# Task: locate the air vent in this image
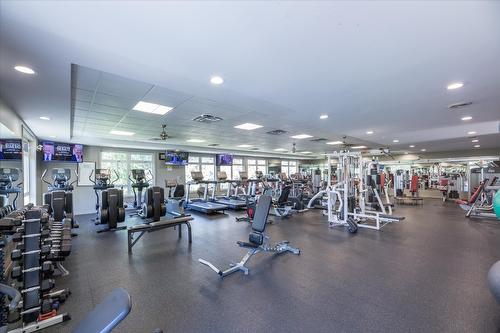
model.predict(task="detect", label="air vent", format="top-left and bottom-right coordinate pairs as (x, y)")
top-left (310, 138), bottom-right (328, 142)
top-left (266, 129), bottom-right (288, 135)
top-left (448, 101), bottom-right (472, 110)
top-left (208, 143), bottom-right (220, 147)
top-left (192, 114), bottom-right (223, 123)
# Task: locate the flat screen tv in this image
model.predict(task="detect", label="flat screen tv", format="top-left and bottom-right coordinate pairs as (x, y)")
top-left (216, 154), bottom-right (233, 166)
top-left (42, 141), bottom-right (83, 162)
top-left (165, 150), bottom-right (188, 166)
top-left (0, 139), bottom-right (22, 160)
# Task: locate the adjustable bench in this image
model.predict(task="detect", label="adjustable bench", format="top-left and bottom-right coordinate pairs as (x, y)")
top-left (199, 195), bottom-right (300, 278)
top-left (127, 216), bottom-right (194, 253)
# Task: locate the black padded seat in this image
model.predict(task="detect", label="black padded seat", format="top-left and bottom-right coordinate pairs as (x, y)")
top-left (237, 195), bottom-right (272, 248)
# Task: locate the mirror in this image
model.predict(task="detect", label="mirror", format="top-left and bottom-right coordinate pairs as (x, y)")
top-left (0, 122), bottom-right (23, 209)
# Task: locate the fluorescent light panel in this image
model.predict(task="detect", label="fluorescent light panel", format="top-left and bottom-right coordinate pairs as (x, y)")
top-left (39, 116), bottom-right (50, 120)
top-left (326, 141), bottom-right (343, 145)
top-left (186, 139), bottom-right (205, 143)
top-left (393, 139), bottom-right (399, 143)
top-left (461, 116), bottom-right (472, 121)
top-left (237, 144), bottom-right (252, 148)
top-left (291, 134), bottom-right (313, 139)
top-left (274, 148), bottom-right (287, 151)
top-left (300, 151), bottom-right (312, 154)
top-left (320, 114), bottom-right (328, 119)
top-left (474, 144), bottom-right (481, 148)
top-left (467, 131), bottom-right (476, 135)
top-left (234, 123), bottom-right (263, 130)
top-left (133, 101), bottom-right (173, 115)
top-left (110, 130), bottom-right (135, 136)
top-left (352, 146), bottom-right (366, 149)
top-left (366, 131), bottom-right (374, 135)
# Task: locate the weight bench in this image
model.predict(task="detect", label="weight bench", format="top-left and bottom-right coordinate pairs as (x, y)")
top-left (127, 216), bottom-right (194, 253)
top-left (199, 195), bottom-right (300, 278)
top-left (73, 288), bottom-right (131, 333)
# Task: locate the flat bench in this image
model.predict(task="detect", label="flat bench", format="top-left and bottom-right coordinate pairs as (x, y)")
top-left (127, 216), bottom-right (194, 253)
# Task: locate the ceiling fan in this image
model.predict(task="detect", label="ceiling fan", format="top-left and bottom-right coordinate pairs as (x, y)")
top-left (148, 124), bottom-right (170, 141)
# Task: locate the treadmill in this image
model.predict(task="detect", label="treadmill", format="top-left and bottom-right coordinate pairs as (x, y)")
top-left (185, 171), bottom-right (227, 214)
top-left (210, 171), bottom-right (246, 210)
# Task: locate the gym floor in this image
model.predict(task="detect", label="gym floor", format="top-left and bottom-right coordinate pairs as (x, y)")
top-left (48, 200), bottom-right (500, 333)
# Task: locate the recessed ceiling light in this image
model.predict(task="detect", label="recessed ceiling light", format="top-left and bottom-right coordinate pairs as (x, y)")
top-left (14, 65), bottom-right (36, 75)
top-left (274, 148), bottom-right (287, 151)
top-left (461, 116), bottom-right (472, 121)
top-left (237, 144), bottom-right (252, 148)
top-left (447, 82), bottom-right (464, 90)
top-left (186, 139), bottom-right (205, 143)
top-left (393, 139), bottom-right (399, 143)
top-left (110, 130), bottom-right (135, 136)
top-left (291, 134), bottom-right (313, 139)
top-left (320, 114), bottom-right (329, 120)
top-left (467, 131), bottom-right (476, 135)
top-left (409, 145), bottom-right (415, 148)
top-left (39, 116), bottom-right (50, 120)
top-left (210, 76), bottom-right (224, 85)
top-left (366, 131), bottom-right (374, 135)
top-left (133, 101), bottom-right (173, 115)
top-left (352, 146), bottom-right (366, 149)
top-left (326, 141), bottom-right (343, 145)
top-left (421, 148), bottom-right (426, 152)
top-left (234, 123), bottom-right (263, 130)
top-left (300, 151), bottom-right (312, 154)
top-left (49, 135), bottom-right (56, 138)
top-left (474, 144), bottom-right (481, 148)
top-left (471, 139), bottom-right (479, 143)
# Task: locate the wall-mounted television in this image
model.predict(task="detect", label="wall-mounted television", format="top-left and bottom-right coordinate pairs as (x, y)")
top-left (216, 154), bottom-right (233, 166)
top-left (42, 141), bottom-right (83, 162)
top-left (165, 150), bottom-right (188, 166)
top-left (0, 139), bottom-right (22, 160)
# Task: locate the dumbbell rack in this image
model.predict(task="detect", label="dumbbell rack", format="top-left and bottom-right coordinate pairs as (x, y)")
top-left (9, 209), bottom-right (71, 333)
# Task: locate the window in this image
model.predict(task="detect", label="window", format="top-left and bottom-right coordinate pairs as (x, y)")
top-left (185, 155), bottom-right (215, 193)
top-left (257, 159), bottom-right (267, 175)
top-left (219, 165), bottom-right (232, 191)
top-left (100, 151), bottom-right (154, 196)
top-left (289, 161), bottom-right (297, 176)
top-left (281, 160), bottom-right (297, 177)
top-left (22, 141), bottom-right (30, 205)
top-left (247, 159), bottom-right (257, 179)
top-left (232, 158), bottom-right (244, 180)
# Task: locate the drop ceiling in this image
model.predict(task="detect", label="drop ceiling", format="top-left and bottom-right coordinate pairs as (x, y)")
top-left (0, 1), bottom-right (499, 157)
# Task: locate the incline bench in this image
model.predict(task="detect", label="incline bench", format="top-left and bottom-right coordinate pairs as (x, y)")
top-left (127, 216), bottom-right (194, 253)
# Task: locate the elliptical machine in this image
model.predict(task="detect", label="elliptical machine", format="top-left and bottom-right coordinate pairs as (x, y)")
top-left (42, 168), bottom-right (79, 230)
top-left (129, 169), bottom-right (152, 209)
top-left (89, 169), bottom-right (126, 233)
top-left (0, 168), bottom-right (22, 209)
